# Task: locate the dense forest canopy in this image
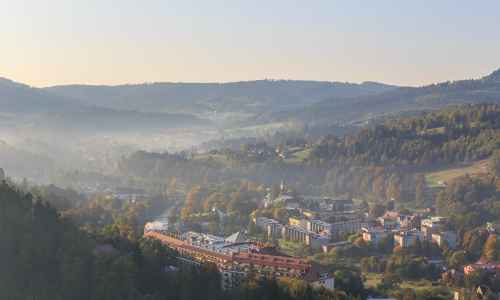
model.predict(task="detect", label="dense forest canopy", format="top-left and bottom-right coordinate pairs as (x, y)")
top-left (310, 104), bottom-right (500, 166)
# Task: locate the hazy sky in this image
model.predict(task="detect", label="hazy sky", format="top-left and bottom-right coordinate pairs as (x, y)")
top-left (1, 0), bottom-right (500, 87)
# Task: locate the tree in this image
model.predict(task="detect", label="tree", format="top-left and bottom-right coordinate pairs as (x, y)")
top-left (448, 250), bottom-right (467, 269)
top-left (415, 173), bottom-right (427, 207)
top-left (386, 174), bottom-right (401, 202)
top-left (482, 234), bottom-right (500, 262)
top-left (370, 203), bottom-right (386, 218)
top-left (402, 288), bottom-right (416, 300)
top-left (491, 150), bottom-right (500, 177)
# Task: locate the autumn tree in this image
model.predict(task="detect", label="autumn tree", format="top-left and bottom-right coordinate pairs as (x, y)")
top-left (482, 234), bottom-right (500, 262)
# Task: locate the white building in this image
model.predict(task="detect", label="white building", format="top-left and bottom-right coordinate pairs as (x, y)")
top-left (421, 217), bottom-right (447, 236)
top-left (144, 221), bottom-right (169, 232)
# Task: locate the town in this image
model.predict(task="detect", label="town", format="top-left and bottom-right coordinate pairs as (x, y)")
top-left (141, 178), bottom-right (491, 299)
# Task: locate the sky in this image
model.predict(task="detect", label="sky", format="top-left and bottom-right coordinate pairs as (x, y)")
top-left (1, 0), bottom-right (500, 87)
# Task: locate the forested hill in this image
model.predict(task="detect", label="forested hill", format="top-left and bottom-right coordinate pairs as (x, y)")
top-left (45, 80), bottom-right (396, 116)
top-left (309, 104), bottom-right (500, 167)
top-left (272, 68), bottom-right (500, 125)
top-left (0, 77), bottom-right (210, 129)
top-left (0, 77), bottom-right (83, 113)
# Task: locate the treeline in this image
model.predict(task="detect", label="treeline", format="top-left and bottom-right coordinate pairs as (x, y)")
top-left (436, 174), bottom-right (500, 231)
top-left (118, 150), bottom-right (326, 195)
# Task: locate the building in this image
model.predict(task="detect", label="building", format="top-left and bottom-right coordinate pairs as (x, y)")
top-left (254, 217), bottom-right (279, 230)
top-left (282, 225), bottom-right (310, 244)
top-left (220, 269), bottom-right (246, 290)
top-left (307, 219), bottom-right (333, 235)
top-left (301, 209), bottom-right (318, 219)
top-left (330, 220), bottom-right (369, 236)
top-left (144, 230), bottom-right (323, 290)
top-left (398, 214), bottom-right (421, 230)
top-left (362, 227), bottom-right (391, 246)
top-left (321, 241), bottom-right (350, 253)
top-left (267, 222), bottom-right (283, 239)
top-left (331, 198), bottom-right (354, 212)
top-left (302, 196), bottom-right (353, 212)
top-left (464, 260), bottom-right (500, 275)
top-left (377, 211), bottom-right (400, 230)
top-left (394, 230), bottom-right (425, 248)
top-left (281, 225), bottom-right (330, 250)
top-left (144, 221), bottom-right (169, 232)
top-left (225, 231), bottom-right (247, 244)
top-left (285, 199), bottom-right (301, 210)
top-left (431, 231), bottom-right (458, 249)
top-left (421, 217), bottom-right (447, 236)
top-left (304, 264), bottom-right (335, 291)
top-left (289, 217), bottom-right (307, 228)
top-left (113, 187), bottom-right (149, 202)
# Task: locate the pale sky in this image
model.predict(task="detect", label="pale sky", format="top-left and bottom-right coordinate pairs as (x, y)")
top-left (1, 0), bottom-right (500, 87)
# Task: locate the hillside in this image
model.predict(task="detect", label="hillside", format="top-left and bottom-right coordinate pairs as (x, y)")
top-left (308, 104), bottom-right (500, 167)
top-left (45, 80), bottom-right (396, 118)
top-left (0, 77), bottom-right (83, 113)
top-left (271, 68), bottom-right (500, 125)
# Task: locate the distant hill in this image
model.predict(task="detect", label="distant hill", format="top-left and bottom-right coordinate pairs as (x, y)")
top-left (45, 80), bottom-right (397, 117)
top-left (268, 68), bottom-right (500, 125)
top-left (0, 77), bottom-right (210, 130)
top-left (0, 77), bottom-right (83, 113)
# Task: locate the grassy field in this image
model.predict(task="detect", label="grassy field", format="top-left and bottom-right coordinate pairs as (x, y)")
top-left (363, 273), bottom-right (450, 293)
top-left (363, 273), bottom-right (383, 288)
top-left (284, 148), bottom-right (311, 164)
top-left (278, 239), bottom-right (309, 257)
top-left (193, 153), bottom-right (232, 166)
top-left (425, 159), bottom-right (490, 187)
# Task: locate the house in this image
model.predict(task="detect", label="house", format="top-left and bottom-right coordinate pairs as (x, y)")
top-left (322, 241), bottom-right (350, 253)
top-left (432, 231), bottom-right (458, 249)
top-left (398, 214), bottom-right (421, 230)
top-left (464, 260), bottom-right (500, 275)
top-left (394, 230), bottom-right (425, 248)
top-left (421, 217), bottom-right (447, 236)
top-left (362, 227), bottom-right (391, 246)
top-left (304, 263), bottom-right (335, 291)
top-left (144, 220), bottom-right (169, 232)
top-left (225, 231), bottom-right (247, 244)
top-left (377, 211), bottom-right (400, 230)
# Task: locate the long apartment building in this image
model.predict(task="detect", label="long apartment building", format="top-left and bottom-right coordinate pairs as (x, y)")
top-left (307, 219), bottom-right (370, 236)
top-left (281, 225), bottom-right (330, 250)
top-left (144, 231), bottom-right (311, 277)
top-left (143, 229), bottom-right (334, 289)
